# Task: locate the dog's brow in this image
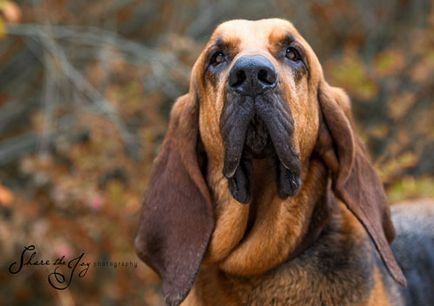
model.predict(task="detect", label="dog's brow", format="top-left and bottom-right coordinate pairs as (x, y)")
top-left (285, 34), bottom-right (295, 44)
top-left (210, 36), bottom-right (240, 51)
top-left (280, 34), bottom-right (295, 45)
top-left (269, 29), bottom-right (295, 45)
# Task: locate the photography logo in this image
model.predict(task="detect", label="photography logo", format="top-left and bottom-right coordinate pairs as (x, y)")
top-left (8, 244), bottom-right (138, 289)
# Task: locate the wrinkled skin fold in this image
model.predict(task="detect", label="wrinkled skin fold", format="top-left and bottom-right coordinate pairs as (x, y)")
top-left (134, 18), bottom-right (408, 306)
top-left (220, 91), bottom-right (301, 203)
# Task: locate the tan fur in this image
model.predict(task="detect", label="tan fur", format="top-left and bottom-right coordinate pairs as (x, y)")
top-left (363, 267), bottom-right (393, 306)
top-left (135, 18), bottom-right (405, 306)
top-left (188, 19), bottom-right (397, 305)
top-left (184, 203), bottom-right (393, 306)
top-left (198, 19), bottom-right (321, 273)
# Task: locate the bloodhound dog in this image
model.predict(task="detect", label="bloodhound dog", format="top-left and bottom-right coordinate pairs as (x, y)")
top-left (135, 19), bottom-right (434, 306)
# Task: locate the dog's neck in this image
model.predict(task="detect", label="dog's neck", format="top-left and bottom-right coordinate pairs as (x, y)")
top-left (204, 156), bottom-right (330, 273)
top-left (184, 158), bottom-right (393, 306)
top-left (185, 197), bottom-right (391, 306)
top-left (249, 157), bottom-right (332, 262)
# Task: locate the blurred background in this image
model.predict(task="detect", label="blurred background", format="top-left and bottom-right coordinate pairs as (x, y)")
top-left (0, 0), bottom-right (432, 305)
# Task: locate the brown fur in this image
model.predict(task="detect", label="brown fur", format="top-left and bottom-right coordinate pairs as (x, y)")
top-left (184, 203), bottom-right (393, 306)
top-left (135, 19), bottom-right (406, 306)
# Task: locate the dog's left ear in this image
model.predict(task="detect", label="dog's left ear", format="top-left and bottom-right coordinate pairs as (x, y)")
top-left (316, 80), bottom-right (406, 287)
top-left (135, 94), bottom-right (214, 306)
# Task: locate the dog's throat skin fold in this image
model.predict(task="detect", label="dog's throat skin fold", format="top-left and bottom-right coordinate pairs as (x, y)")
top-left (220, 94), bottom-right (301, 203)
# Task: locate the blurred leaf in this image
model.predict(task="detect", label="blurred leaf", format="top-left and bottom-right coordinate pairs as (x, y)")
top-left (0, 18), bottom-right (4, 39)
top-left (0, 183), bottom-right (14, 206)
top-left (0, 1), bottom-right (21, 23)
top-left (388, 176), bottom-right (434, 203)
top-left (374, 50), bottom-right (404, 77)
top-left (379, 152), bottom-right (417, 182)
top-left (367, 124), bottom-right (388, 138)
top-left (107, 181), bottom-right (126, 207)
top-left (387, 92), bottom-right (415, 120)
top-left (328, 49), bottom-right (378, 100)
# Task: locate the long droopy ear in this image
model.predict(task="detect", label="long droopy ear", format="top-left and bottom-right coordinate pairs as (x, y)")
top-left (135, 94), bottom-right (214, 306)
top-left (316, 81), bottom-right (406, 287)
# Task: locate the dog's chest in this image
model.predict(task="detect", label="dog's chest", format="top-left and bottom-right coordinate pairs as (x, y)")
top-left (225, 256), bottom-right (373, 306)
top-left (188, 223), bottom-right (397, 306)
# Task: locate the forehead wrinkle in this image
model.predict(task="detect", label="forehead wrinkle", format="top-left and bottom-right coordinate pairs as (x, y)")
top-left (209, 36), bottom-right (240, 50)
top-left (213, 21), bottom-right (265, 51)
top-left (233, 31), bottom-right (265, 51)
top-left (213, 19), bottom-right (300, 54)
top-left (269, 31), bottom-right (295, 46)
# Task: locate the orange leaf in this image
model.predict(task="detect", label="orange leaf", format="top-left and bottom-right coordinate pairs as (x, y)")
top-left (0, 1), bottom-right (22, 24)
top-left (0, 183), bottom-right (14, 206)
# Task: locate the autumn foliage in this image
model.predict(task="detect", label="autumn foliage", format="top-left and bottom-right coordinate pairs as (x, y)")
top-left (0, 1), bottom-right (433, 305)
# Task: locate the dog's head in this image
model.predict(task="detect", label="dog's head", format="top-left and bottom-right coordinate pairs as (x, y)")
top-left (135, 19), bottom-right (405, 306)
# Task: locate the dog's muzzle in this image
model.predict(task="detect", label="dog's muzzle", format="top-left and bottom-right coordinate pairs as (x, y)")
top-left (220, 55), bottom-right (301, 204)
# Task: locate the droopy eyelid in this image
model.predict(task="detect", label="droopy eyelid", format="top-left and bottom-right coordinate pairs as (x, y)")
top-left (205, 39), bottom-right (236, 69)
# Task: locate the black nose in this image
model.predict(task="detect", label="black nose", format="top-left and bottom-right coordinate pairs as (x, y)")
top-left (228, 55), bottom-right (277, 96)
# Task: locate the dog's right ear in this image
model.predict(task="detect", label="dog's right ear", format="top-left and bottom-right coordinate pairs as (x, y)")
top-left (316, 80), bottom-right (406, 287)
top-left (135, 94), bottom-right (214, 306)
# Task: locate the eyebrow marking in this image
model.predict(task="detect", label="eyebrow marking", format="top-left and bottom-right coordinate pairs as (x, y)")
top-left (276, 34), bottom-right (296, 47)
top-left (210, 35), bottom-right (240, 51)
top-left (206, 37), bottom-right (228, 57)
top-left (269, 31), bottom-right (295, 46)
top-left (213, 37), bottom-right (224, 49)
top-left (283, 34), bottom-right (295, 45)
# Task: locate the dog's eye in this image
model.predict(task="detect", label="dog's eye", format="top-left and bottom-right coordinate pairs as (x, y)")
top-left (210, 51), bottom-right (225, 66)
top-left (285, 47), bottom-right (301, 61)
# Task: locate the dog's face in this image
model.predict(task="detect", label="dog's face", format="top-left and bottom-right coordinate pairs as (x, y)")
top-left (135, 19), bottom-right (406, 306)
top-left (193, 19), bottom-right (321, 203)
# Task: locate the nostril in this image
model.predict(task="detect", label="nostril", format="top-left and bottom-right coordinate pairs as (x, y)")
top-left (230, 70), bottom-right (247, 88)
top-left (229, 56), bottom-right (277, 95)
top-left (258, 69), bottom-right (276, 85)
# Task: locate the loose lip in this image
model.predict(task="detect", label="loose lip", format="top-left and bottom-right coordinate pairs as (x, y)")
top-left (220, 93), bottom-right (301, 203)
